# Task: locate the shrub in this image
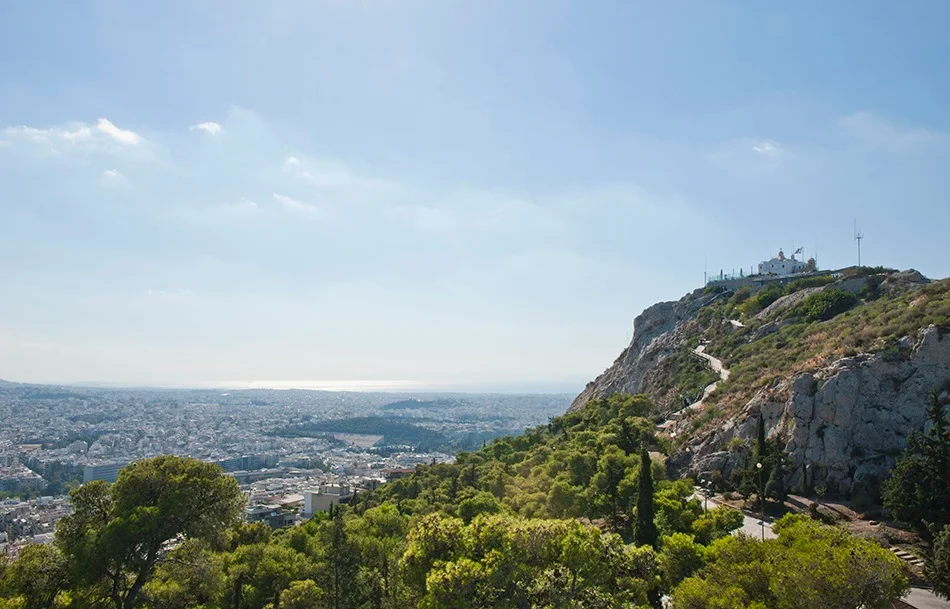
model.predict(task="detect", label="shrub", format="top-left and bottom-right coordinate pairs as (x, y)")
top-left (793, 289), bottom-right (859, 322)
top-left (785, 275), bottom-right (835, 294)
top-left (738, 285), bottom-right (784, 317)
top-left (928, 524), bottom-right (950, 600)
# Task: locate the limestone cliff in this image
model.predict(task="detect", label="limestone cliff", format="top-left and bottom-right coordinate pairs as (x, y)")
top-left (569, 289), bottom-right (719, 412)
top-left (679, 324), bottom-right (950, 497)
top-left (572, 269), bottom-right (950, 498)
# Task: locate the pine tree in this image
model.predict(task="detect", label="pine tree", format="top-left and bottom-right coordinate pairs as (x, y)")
top-left (635, 449), bottom-right (658, 548)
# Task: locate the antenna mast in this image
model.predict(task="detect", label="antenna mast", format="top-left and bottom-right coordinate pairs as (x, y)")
top-left (854, 219), bottom-right (864, 267)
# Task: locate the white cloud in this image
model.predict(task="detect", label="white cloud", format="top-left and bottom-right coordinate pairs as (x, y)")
top-left (752, 139), bottom-right (781, 157)
top-left (709, 137), bottom-right (788, 175)
top-left (96, 118), bottom-right (142, 145)
top-left (147, 288), bottom-right (195, 299)
top-left (2, 124), bottom-right (94, 144)
top-left (281, 153), bottom-right (386, 191)
top-left (191, 122), bottom-right (223, 135)
top-left (838, 112), bottom-right (940, 150)
top-left (100, 169), bottom-right (125, 185)
top-left (273, 192), bottom-right (319, 214)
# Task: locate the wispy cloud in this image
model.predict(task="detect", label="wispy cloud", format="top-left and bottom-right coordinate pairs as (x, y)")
top-left (96, 118), bottom-right (142, 145)
top-left (1, 119), bottom-right (145, 156)
top-left (100, 169), bottom-right (125, 185)
top-left (147, 288), bottom-right (195, 300)
top-left (709, 137), bottom-right (788, 176)
top-left (273, 192), bottom-right (320, 214)
top-left (838, 111), bottom-right (941, 150)
top-left (191, 121), bottom-right (223, 135)
top-left (2, 124), bottom-right (93, 144)
top-left (751, 139), bottom-right (781, 157)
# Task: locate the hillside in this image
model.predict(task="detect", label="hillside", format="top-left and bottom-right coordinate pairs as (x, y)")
top-left (572, 268), bottom-right (950, 499)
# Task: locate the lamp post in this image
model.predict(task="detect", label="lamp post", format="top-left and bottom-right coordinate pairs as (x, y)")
top-left (756, 462), bottom-right (765, 541)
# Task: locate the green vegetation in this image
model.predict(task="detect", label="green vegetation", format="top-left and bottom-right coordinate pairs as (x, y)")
top-left (883, 390), bottom-right (950, 538)
top-left (672, 515), bottom-right (907, 609)
top-left (735, 284), bottom-right (784, 317)
top-left (783, 274), bottom-right (835, 293)
top-left (688, 278), bottom-right (950, 432)
top-left (0, 396), bottom-right (913, 608)
top-left (273, 417), bottom-right (445, 449)
top-left (652, 350), bottom-right (719, 410)
top-left (928, 524), bottom-right (950, 600)
top-left (272, 416), bottom-right (513, 453)
top-left (791, 289), bottom-right (858, 322)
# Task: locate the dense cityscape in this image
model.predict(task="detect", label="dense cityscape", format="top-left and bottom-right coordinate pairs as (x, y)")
top-left (0, 380), bottom-right (568, 556)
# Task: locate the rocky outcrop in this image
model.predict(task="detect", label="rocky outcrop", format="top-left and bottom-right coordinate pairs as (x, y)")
top-left (675, 325), bottom-right (950, 497)
top-left (754, 287), bottom-right (823, 321)
top-left (568, 289), bottom-right (719, 412)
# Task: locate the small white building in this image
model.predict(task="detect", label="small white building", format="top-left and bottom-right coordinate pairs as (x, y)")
top-left (758, 249), bottom-right (807, 276)
top-left (303, 484), bottom-right (352, 516)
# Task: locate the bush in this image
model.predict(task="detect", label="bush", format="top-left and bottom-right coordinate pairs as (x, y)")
top-left (793, 289), bottom-right (859, 322)
top-left (738, 285), bottom-right (784, 317)
top-left (691, 508), bottom-right (744, 545)
top-left (659, 533), bottom-right (706, 589)
top-left (785, 275), bottom-right (835, 294)
top-left (928, 524), bottom-right (950, 600)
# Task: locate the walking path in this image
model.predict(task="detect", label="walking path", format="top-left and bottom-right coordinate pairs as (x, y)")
top-left (692, 488), bottom-right (776, 540)
top-left (673, 323), bottom-right (947, 608)
top-left (903, 588), bottom-right (950, 609)
top-left (657, 344), bottom-right (730, 432)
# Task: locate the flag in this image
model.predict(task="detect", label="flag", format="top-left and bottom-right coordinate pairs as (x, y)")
top-left (794, 247), bottom-right (803, 255)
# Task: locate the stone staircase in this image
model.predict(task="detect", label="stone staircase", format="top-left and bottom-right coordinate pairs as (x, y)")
top-left (890, 546), bottom-right (925, 570)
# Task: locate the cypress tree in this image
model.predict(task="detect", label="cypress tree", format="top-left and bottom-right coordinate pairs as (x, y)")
top-left (766, 454), bottom-right (787, 502)
top-left (755, 412), bottom-right (767, 462)
top-left (635, 448), bottom-right (658, 548)
top-left (884, 390), bottom-right (950, 537)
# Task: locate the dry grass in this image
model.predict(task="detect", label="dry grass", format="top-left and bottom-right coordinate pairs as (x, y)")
top-left (675, 278), bottom-right (950, 435)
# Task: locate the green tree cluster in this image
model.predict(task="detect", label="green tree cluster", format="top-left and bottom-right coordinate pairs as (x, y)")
top-left (0, 394), bottom-right (836, 609)
top-left (726, 414), bottom-right (787, 509)
top-left (671, 514), bottom-right (907, 609)
top-left (883, 390), bottom-right (950, 537)
top-left (365, 394), bottom-right (665, 535)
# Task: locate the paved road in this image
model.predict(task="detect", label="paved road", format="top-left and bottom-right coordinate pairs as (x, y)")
top-left (695, 490), bottom-right (776, 540)
top-left (904, 587), bottom-right (950, 609)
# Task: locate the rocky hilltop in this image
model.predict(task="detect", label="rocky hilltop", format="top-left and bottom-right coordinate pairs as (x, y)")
top-left (573, 268), bottom-right (950, 498)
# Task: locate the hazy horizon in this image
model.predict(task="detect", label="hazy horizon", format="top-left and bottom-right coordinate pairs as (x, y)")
top-left (0, 375), bottom-right (583, 395)
top-left (3, 1), bottom-right (950, 388)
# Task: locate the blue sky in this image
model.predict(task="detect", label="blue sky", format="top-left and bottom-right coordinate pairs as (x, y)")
top-left (1, 1), bottom-right (949, 391)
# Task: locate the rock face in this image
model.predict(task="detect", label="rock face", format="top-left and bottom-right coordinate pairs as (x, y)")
top-left (572, 269), bottom-right (947, 498)
top-left (677, 325), bottom-right (950, 497)
top-left (569, 289), bottom-right (718, 413)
